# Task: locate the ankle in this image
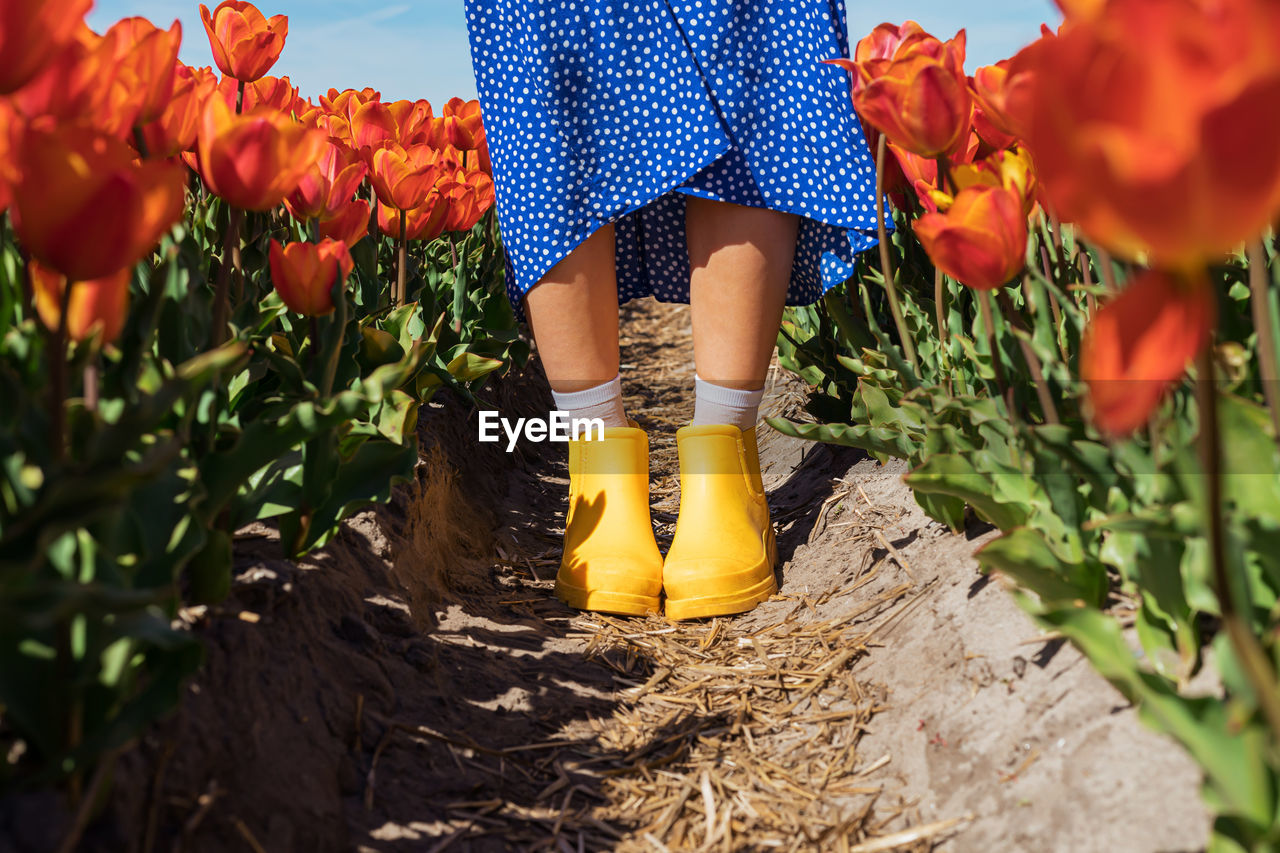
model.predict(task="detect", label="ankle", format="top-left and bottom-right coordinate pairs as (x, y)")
top-left (550, 372), bottom-right (628, 428)
top-left (691, 373), bottom-right (764, 432)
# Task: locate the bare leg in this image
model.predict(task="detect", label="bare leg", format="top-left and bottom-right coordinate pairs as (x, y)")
top-left (523, 222), bottom-right (620, 393)
top-left (686, 197), bottom-right (799, 389)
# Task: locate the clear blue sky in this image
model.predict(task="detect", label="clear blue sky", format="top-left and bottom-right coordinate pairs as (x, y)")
top-left (88, 0), bottom-right (1060, 108)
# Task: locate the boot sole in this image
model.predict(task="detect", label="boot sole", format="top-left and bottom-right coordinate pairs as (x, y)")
top-left (665, 529), bottom-right (779, 621)
top-left (664, 571), bottom-right (778, 621)
top-left (554, 579), bottom-right (661, 617)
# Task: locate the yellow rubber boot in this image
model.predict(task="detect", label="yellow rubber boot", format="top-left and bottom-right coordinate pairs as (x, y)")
top-left (553, 419), bottom-right (663, 616)
top-left (662, 424), bottom-right (778, 620)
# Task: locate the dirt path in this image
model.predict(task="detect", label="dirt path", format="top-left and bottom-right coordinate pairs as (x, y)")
top-left (65, 298), bottom-right (1209, 853)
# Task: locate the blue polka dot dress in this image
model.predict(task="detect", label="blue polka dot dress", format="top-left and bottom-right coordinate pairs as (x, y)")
top-left (462, 0), bottom-right (883, 324)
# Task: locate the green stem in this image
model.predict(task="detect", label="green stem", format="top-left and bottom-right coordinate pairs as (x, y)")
top-left (236, 80), bottom-right (245, 115)
top-left (1095, 247), bottom-right (1118, 301)
top-left (397, 210), bottom-right (408, 306)
top-left (47, 280), bottom-right (75, 462)
top-left (978, 289), bottom-right (1015, 419)
top-left (873, 134), bottom-right (917, 373)
top-left (1077, 244), bottom-right (1097, 316)
top-left (1195, 344), bottom-right (1280, 737)
top-left (934, 153), bottom-right (954, 196)
top-left (308, 315), bottom-right (320, 376)
top-left (450, 233), bottom-right (466, 335)
top-left (211, 206), bottom-right (244, 347)
top-left (1246, 240), bottom-right (1280, 442)
top-left (1001, 287), bottom-right (1058, 425)
top-left (321, 279), bottom-right (347, 400)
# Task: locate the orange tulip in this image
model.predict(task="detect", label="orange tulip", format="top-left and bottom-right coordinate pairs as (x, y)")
top-left (913, 185), bottom-right (1028, 290)
top-left (11, 125), bottom-right (187, 282)
top-left (1007, 0), bottom-right (1280, 267)
top-left (216, 73), bottom-right (301, 115)
top-left (389, 99), bottom-right (434, 145)
top-left (853, 21), bottom-right (930, 65)
top-left (0, 0), bottom-right (94, 94)
top-left (320, 87), bottom-right (380, 123)
top-left (318, 199), bottom-right (371, 249)
top-left (284, 138), bottom-right (367, 221)
top-left (196, 95), bottom-right (325, 211)
top-left (1080, 269), bottom-right (1216, 435)
top-left (11, 26), bottom-right (145, 138)
top-left (949, 148), bottom-right (1038, 216)
top-left (30, 260), bottom-right (131, 345)
top-left (969, 62), bottom-right (1021, 146)
top-left (443, 97), bottom-right (483, 150)
top-left (377, 192), bottom-right (448, 243)
top-left (138, 63), bottom-right (218, 158)
top-left (269, 238), bottom-right (353, 316)
top-left (200, 1), bottom-right (287, 83)
top-left (368, 143), bottom-right (448, 212)
top-left (350, 99), bottom-right (399, 153)
top-left (831, 29), bottom-right (972, 158)
top-left (440, 168), bottom-right (494, 232)
top-left (107, 17), bottom-right (183, 125)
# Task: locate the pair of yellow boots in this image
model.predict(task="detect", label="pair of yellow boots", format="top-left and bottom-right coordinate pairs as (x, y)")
top-left (553, 420), bottom-right (777, 620)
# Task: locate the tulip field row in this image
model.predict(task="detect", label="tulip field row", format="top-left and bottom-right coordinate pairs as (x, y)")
top-left (774, 4), bottom-right (1280, 850)
top-left (0, 0), bottom-right (526, 832)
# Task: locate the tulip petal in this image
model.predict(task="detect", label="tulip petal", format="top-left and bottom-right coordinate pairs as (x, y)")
top-left (1080, 269), bottom-right (1216, 435)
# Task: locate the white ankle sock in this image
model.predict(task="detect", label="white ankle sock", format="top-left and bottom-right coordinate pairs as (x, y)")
top-left (691, 373), bottom-right (764, 432)
top-left (550, 373), bottom-right (628, 429)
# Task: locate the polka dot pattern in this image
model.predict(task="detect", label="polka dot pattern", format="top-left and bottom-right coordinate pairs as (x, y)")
top-left (462, 0), bottom-right (884, 323)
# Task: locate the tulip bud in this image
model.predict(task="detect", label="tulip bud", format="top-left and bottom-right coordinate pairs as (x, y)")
top-left (30, 260), bottom-right (132, 345)
top-left (913, 184), bottom-right (1028, 290)
top-left (268, 238), bottom-right (354, 316)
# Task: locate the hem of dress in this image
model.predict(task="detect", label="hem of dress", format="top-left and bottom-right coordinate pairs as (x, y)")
top-left (506, 143), bottom-right (895, 324)
top-left (505, 135), bottom-right (736, 324)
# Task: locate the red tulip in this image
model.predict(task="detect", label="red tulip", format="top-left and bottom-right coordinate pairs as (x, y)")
top-left (11, 124), bottom-right (187, 281)
top-left (200, 1), bottom-right (287, 83)
top-left (30, 260), bottom-right (131, 345)
top-left (1006, 0), bottom-right (1280, 267)
top-left (318, 199), bottom-right (372, 249)
top-left (0, 0), bottom-right (94, 95)
top-left (284, 138), bottom-right (367, 221)
top-left (196, 94), bottom-right (326, 211)
top-left (1081, 269), bottom-right (1216, 435)
top-left (913, 185), bottom-right (1028, 290)
top-left (269, 238), bottom-right (353, 316)
top-left (0, 100), bottom-right (16, 213)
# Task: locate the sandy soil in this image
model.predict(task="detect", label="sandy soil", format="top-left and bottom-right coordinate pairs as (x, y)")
top-left (13, 297), bottom-right (1209, 852)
